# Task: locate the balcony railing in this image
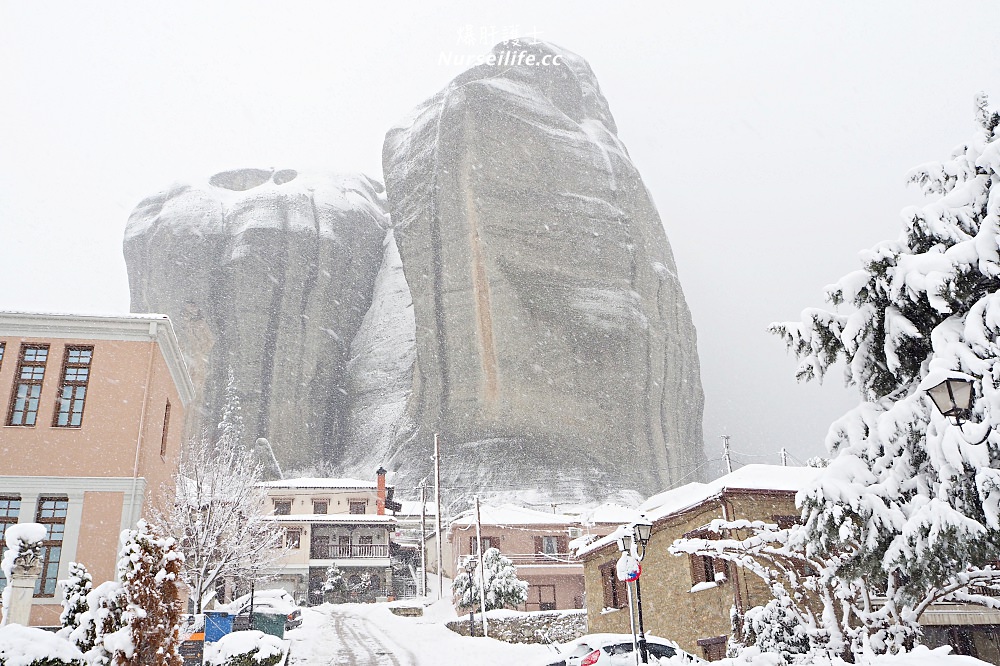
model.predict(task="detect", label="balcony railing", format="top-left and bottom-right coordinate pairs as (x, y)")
top-left (497, 553), bottom-right (578, 566)
top-left (310, 544), bottom-right (388, 559)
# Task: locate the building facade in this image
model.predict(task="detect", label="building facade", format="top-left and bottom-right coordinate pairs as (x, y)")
top-left (0, 312), bottom-right (193, 626)
top-left (260, 471), bottom-right (405, 604)
top-left (446, 504), bottom-right (626, 612)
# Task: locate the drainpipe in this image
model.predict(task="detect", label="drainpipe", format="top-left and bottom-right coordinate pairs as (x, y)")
top-left (129, 325), bottom-right (157, 527)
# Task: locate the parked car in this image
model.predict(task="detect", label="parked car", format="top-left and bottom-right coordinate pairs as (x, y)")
top-left (544, 633), bottom-right (704, 665)
top-left (224, 589), bottom-right (303, 630)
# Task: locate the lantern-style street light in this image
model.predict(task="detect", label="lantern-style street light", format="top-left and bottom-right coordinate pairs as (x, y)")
top-left (632, 518), bottom-right (653, 664)
top-left (920, 370), bottom-right (992, 442)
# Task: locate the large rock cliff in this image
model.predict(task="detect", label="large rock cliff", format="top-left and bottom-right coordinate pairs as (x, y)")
top-left (124, 169), bottom-right (388, 470)
top-left (382, 41), bottom-right (705, 500)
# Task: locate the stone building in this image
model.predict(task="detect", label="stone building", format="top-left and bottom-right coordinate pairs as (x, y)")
top-left (577, 465), bottom-right (820, 661)
top-left (0, 312), bottom-right (193, 626)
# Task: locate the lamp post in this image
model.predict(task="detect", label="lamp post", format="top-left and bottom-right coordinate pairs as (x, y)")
top-left (465, 558), bottom-right (478, 637)
top-left (632, 518), bottom-right (653, 665)
top-left (616, 532), bottom-right (639, 664)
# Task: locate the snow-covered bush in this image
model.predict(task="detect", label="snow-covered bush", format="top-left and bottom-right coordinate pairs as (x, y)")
top-left (203, 630), bottom-right (284, 666)
top-left (322, 564), bottom-right (347, 602)
top-left (761, 92), bottom-right (1000, 657)
top-left (452, 547), bottom-right (528, 612)
top-left (114, 520), bottom-right (183, 666)
top-left (0, 624), bottom-right (85, 666)
top-left (58, 563), bottom-right (92, 648)
top-left (742, 596), bottom-right (810, 663)
top-left (73, 580), bottom-right (125, 665)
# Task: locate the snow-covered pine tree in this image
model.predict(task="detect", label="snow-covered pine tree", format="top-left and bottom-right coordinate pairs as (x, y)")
top-left (769, 93), bottom-right (1000, 654)
top-left (58, 562), bottom-right (93, 646)
top-left (73, 580), bottom-right (125, 665)
top-left (451, 547), bottom-right (528, 612)
top-left (114, 520), bottom-right (183, 666)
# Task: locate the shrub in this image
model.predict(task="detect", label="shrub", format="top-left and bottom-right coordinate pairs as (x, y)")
top-left (0, 624), bottom-right (85, 666)
top-left (203, 630), bottom-right (284, 666)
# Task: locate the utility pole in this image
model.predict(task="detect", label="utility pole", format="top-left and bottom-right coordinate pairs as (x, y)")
top-left (780, 447), bottom-right (788, 467)
top-left (433, 433), bottom-right (443, 600)
top-left (722, 435), bottom-right (733, 474)
top-left (475, 496), bottom-right (488, 638)
top-left (419, 478), bottom-right (428, 597)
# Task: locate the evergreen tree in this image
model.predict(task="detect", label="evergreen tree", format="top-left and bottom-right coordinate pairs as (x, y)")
top-left (58, 562), bottom-right (93, 647)
top-left (451, 547), bottom-right (528, 612)
top-left (114, 520), bottom-right (183, 666)
top-left (322, 564), bottom-right (348, 602)
top-left (768, 93), bottom-right (1000, 654)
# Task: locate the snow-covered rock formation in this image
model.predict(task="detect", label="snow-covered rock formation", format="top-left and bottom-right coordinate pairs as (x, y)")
top-left (124, 169), bottom-right (388, 470)
top-left (382, 40), bottom-right (705, 499)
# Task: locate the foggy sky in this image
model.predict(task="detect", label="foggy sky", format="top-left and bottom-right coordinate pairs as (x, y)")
top-left (2, 1), bottom-right (1000, 480)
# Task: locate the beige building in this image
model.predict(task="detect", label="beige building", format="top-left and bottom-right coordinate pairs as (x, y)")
top-left (0, 312), bottom-right (193, 626)
top-left (578, 465), bottom-right (821, 661)
top-left (446, 504), bottom-right (627, 612)
top-left (260, 470), bottom-right (404, 604)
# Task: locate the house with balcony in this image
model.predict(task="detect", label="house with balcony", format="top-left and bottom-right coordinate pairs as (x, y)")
top-left (259, 469), bottom-right (404, 604)
top-left (0, 312), bottom-right (193, 626)
top-left (445, 503), bottom-right (628, 612)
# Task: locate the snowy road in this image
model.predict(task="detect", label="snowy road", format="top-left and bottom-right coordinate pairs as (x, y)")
top-left (291, 606), bottom-right (419, 666)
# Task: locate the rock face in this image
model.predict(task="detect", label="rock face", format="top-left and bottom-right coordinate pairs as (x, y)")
top-left (382, 41), bottom-right (705, 500)
top-left (124, 169), bottom-right (388, 471)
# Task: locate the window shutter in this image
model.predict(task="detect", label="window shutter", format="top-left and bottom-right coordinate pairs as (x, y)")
top-left (557, 536), bottom-right (568, 553)
top-left (714, 557), bottom-right (728, 579)
top-left (470, 537), bottom-right (476, 554)
top-left (600, 562), bottom-right (614, 609)
top-left (691, 554), bottom-right (707, 584)
top-left (534, 536), bottom-right (543, 553)
top-left (615, 577), bottom-right (628, 609)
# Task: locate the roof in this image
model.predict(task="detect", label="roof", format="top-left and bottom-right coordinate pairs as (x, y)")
top-left (576, 464), bottom-right (822, 559)
top-left (260, 477), bottom-right (378, 490)
top-left (0, 311), bottom-right (195, 406)
top-left (450, 503), bottom-right (577, 528)
top-left (578, 503), bottom-right (641, 525)
top-left (395, 500), bottom-right (437, 517)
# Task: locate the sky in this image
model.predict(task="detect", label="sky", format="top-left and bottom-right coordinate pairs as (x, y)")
top-left (3, 2), bottom-right (1000, 476)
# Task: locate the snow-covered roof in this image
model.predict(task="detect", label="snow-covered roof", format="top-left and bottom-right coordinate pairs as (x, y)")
top-left (640, 464), bottom-right (821, 519)
top-left (576, 465), bottom-right (821, 559)
top-left (259, 477), bottom-right (378, 490)
top-left (449, 503), bottom-right (577, 527)
top-left (578, 502), bottom-right (641, 525)
top-left (394, 501), bottom-right (437, 517)
top-left (267, 513), bottom-right (395, 524)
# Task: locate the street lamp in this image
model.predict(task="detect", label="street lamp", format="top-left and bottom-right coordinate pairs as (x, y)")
top-left (464, 558), bottom-right (478, 637)
top-left (921, 370), bottom-right (992, 442)
top-left (632, 518), bottom-right (653, 665)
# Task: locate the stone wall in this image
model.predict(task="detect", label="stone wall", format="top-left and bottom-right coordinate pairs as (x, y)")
top-left (445, 609), bottom-right (587, 644)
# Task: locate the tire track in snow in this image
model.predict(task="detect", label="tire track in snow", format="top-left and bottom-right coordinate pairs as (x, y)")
top-left (316, 607), bottom-right (419, 666)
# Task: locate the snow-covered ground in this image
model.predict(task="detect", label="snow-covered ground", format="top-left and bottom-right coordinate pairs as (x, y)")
top-left (283, 600), bottom-right (993, 666)
top-left (286, 599), bottom-right (554, 666)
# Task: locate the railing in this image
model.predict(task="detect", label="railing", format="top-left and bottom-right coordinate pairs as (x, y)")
top-left (499, 553), bottom-right (578, 566)
top-left (311, 544), bottom-right (388, 559)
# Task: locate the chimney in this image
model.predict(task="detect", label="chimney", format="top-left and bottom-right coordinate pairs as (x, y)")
top-left (376, 467), bottom-right (387, 515)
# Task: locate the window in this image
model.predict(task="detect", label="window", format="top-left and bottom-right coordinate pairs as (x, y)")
top-left (697, 636), bottom-right (728, 661)
top-left (285, 528), bottom-right (301, 549)
top-left (273, 499), bottom-right (291, 515)
top-left (0, 496), bottom-right (21, 594)
top-left (0, 342), bottom-right (5, 369)
top-left (338, 535), bottom-right (351, 557)
top-left (529, 584), bottom-right (556, 611)
top-left (53, 346), bottom-right (93, 427)
top-left (8, 345), bottom-right (49, 426)
top-left (34, 497), bottom-right (68, 597)
top-left (690, 554), bottom-right (726, 585)
top-left (349, 500), bottom-right (366, 515)
top-left (599, 560), bottom-right (627, 610)
top-left (312, 500), bottom-right (328, 515)
top-left (535, 535), bottom-right (568, 555)
top-left (469, 536), bottom-right (498, 554)
top-left (160, 401), bottom-right (171, 456)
